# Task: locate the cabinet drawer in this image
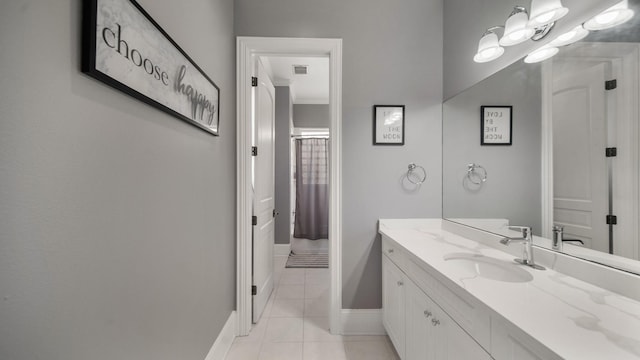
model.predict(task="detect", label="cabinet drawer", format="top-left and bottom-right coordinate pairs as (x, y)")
top-left (492, 318), bottom-right (562, 360)
top-left (405, 257), bottom-right (491, 351)
top-left (382, 235), bottom-right (405, 269)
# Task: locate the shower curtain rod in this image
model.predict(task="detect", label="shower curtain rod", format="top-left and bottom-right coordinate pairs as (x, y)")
top-left (290, 134), bottom-right (330, 138)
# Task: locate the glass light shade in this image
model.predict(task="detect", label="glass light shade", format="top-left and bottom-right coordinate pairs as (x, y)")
top-left (500, 8), bottom-right (535, 46)
top-left (524, 46), bottom-right (559, 63)
top-left (584, 0), bottom-right (634, 30)
top-left (474, 32), bottom-right (505, 63)
top-left (549, 25), bottom-right (590, 46)
top-left (528, 0), bottom-right (569, 26)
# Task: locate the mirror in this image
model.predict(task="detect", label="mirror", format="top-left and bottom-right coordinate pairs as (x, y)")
top-left (443, 1), bottom-right (640, 275)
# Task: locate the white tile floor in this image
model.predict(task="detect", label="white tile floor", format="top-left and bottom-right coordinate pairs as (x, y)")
top-left (225, 255), bottom-right (401, 360)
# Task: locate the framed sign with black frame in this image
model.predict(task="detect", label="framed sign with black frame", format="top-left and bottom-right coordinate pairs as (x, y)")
top-left (373, 105), bottom-right (405, 145)
top-left (481, 105), bottom-right (512, 145)
top-left (82, 0), bottom-right (221, 136)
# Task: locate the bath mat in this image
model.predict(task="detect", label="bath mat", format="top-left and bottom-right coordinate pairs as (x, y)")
top-left (285, 252), bottom-right (328, 268)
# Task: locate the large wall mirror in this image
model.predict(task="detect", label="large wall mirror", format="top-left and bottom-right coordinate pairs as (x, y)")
top-left (443, 0), bottom-right (640, 275)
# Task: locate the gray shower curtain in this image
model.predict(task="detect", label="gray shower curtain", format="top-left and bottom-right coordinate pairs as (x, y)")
top-left (294, 138), bottom-right (329, 240)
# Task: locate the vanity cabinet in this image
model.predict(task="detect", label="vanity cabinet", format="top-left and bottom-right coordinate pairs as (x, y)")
top-left (383, 254), bottom-right (491, 360)
top-left (380, 219), bottom-right (640, 360)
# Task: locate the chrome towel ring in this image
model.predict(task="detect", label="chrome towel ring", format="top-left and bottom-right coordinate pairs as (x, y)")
top-left (467, 163), bottom-right (487, 185)
top-left (407, 163), bottom-right (427, 185)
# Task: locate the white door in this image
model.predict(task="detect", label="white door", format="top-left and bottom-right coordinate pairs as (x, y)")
top-left (252, 59), bottom-right (276, 323)
top-left (552, 62), bottom-right (608, 252)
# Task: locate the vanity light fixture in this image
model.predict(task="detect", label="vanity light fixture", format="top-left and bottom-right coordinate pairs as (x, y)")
top-left (528, 0), bottom-right (569, 27)
top-left (549, 24), bottom-right (590, 47)
top-left (473, 0), bottom-right (571, 63)
top-left (500, 6), bottom-right (536, 46)
top-left (583, 0), bottom-right (634, 31)
top-left (473, 27), bottom-right (505, 63)
top-left (524, 45), bottom-right (559, 63)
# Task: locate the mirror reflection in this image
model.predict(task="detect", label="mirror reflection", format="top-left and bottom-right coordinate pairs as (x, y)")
top-left (443, 2), bottom-right (640, 274)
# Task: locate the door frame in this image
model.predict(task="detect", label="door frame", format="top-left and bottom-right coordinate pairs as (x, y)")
top-left (541, 60), bottom-right (553, 239)
top-left (236, 37), bottom-right (343, 336)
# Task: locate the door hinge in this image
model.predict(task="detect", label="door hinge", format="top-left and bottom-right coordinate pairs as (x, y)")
top-left (251, 146), bottom-right (258, 156)
top-left (605, 79), bottom-right (617, 90)
top-left (251, 285), bottom-right (257, 295)
top-left (606, 147), bottom-right (617, 157)
top-left (251, 77), bottom-right (258, 87)
top-left (252, 216), bottom-right (257, 226)
top-left (273, 209), bottom-right (279, 218)
top-left (606, 215), bottom-right (618, 225)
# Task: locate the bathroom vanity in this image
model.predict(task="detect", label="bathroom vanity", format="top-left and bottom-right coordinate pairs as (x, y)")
top-left (380, 219), bottom-right (640, 360)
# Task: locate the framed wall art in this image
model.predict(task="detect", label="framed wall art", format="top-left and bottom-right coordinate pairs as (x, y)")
top-left (82, 0), bottom-right (221, 135)
top-left (481, 105), bottom-right (512, 145)
top-left (373, 105), bottom-right (405, 145)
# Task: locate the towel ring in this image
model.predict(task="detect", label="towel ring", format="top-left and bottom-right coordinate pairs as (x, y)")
top-left (407, 163), bottom-right (427, 185)
top-left (467, 163), bottom-right (487, 185)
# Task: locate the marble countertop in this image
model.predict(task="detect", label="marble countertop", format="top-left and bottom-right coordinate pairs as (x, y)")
top-left (379, 219), bottom-right (640, 360)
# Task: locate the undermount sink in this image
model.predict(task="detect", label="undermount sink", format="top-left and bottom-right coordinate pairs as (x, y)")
top-left (443, 253), bottom-right (534, 283)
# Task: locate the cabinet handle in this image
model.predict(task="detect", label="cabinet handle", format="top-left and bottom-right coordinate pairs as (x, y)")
top-left (397, 280), bottom-right (404, 286)
top-left (387, 249), bottom-right (394, 254)
top-left (423, 310), bottom-right (432, 318)
top-left (431, 318), bottom-right (440, 326)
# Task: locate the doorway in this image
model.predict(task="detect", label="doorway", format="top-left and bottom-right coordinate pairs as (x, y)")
top-left (236, 37), bottom-right (343, 336)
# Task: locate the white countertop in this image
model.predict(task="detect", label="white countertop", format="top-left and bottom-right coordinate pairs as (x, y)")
top-left (379, 219), bottom-right (640, 360)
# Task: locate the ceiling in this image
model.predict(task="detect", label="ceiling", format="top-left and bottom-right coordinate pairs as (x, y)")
top-left (261, 56), bottom-right (329, 104)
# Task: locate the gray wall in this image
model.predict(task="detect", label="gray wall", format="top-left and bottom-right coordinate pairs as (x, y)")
top-left (236, 0), bottom-right (443, 309)
top-left (443, 62), bottom-right (542, 234)
top-left (0, 1), bottom-right (235, 359)
top-left (275, 87), bottom-right (293, 245)
top-left (293, 104), bottom-right (330, 128)
top-left (443, 0), bottom-right (621, 100)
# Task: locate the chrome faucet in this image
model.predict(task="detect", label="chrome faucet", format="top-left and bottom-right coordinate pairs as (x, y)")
top-left (500, 226), bottom-right (546, 270)
top-left (552, 225), bottom-right (564, 251)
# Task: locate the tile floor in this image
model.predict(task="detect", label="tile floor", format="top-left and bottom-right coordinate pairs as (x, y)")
top-left (225, 255), bottom-right (401, 360)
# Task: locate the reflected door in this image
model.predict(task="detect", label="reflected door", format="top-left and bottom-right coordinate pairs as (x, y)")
top-left (552, 62), bottom-right (609, 252)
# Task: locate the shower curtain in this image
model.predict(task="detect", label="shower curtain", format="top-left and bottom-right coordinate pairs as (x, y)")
top-left (294, 138), bottom-right (329, 240)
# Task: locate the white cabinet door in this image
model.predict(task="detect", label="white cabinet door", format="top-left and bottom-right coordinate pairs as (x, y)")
top-left (405, 280), bottom-right (436, 360)
top-left (433, 304), bottom-right (491, 360)
top-left (406, 279), bottom-right (490, 360)
top-left (383, 255), bottom-right (406, 359)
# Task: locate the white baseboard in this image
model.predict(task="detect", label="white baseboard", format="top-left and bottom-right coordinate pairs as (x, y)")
top-left (340, 309), bottom-right (386, 335)
top-left (274, 243), bottom-right (291, 256)
top-left (204, 311), bottom-right (236, 360)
